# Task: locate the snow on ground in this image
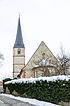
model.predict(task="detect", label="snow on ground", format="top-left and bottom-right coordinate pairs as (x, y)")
top-left (0, 100), bottom-right (4, 103)
top-left (5, 75), bottom-right (70, 84)
top-left (1, 94), bottom-right (60, 106)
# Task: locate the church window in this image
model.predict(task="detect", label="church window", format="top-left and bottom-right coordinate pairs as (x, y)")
top-left (17, 49), bottom-right (21, 54)
top-left (42, 53), bottom-right (45, 59)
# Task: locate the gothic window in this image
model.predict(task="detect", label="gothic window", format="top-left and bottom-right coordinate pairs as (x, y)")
top-left (42, 53), bottom-right (45, 59)
top-left (17, 49), bottom-right (21, 54)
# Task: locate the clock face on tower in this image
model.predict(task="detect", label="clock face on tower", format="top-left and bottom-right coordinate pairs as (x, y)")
top-left (17, 48), bottom-right (21, 54)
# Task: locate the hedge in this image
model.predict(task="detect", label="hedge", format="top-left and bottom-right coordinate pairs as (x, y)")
top-left (3, 78), bottom-right (70, 104)
top-left (3, 77), bottom-right (17, 92)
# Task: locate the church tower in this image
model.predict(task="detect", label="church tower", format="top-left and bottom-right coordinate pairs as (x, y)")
top-left (13, 17), bottom-right (25, 78)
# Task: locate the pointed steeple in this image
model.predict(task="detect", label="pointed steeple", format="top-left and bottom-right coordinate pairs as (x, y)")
top-left (14, 17), bottom-right (24, 48)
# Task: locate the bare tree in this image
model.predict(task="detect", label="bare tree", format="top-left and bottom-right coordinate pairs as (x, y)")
top-left (0, 53), bottom-right (4, 67)
top-left (57, 44), bottom-right (70, 75)
top-left (0, 53), bottom-right (4, 60)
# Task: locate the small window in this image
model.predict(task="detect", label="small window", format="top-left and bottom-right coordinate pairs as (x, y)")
top-left (17, 49), bottom-right (21, 54)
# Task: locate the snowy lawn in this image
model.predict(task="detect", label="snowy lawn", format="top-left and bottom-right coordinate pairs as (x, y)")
top-left (1, 94), bottom-right (60, 106)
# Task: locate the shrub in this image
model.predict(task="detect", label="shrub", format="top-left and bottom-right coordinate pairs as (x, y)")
top-left (3, 78), bottom-right (70, 104)
top-left (3, 78), bottom-right (12, 92)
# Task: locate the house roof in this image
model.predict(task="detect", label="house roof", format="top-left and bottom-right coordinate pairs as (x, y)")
top-left (14, 17), bottom-right (24, 48)
top-left (24, 41), bottom-right (59, 68)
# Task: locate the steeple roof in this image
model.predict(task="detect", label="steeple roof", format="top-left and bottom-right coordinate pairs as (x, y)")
top-left (14, 17), bottom-right (24, 48)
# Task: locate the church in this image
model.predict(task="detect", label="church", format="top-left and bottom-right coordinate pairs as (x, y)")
top-left (13, 17), bottom-right (60, 78)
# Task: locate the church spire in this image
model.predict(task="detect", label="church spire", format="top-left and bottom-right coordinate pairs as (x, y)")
top-left (14, 16), bottom-right (24, 48)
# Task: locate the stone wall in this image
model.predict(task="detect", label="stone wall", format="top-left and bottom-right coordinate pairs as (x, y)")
top-left (6, 87), bottom-right (19, 96)
top-left (59, 102), bottom-right (70, 106)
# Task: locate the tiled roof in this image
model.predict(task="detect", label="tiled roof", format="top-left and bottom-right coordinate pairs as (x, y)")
top-left (14, 17), bottom-right (24, 48)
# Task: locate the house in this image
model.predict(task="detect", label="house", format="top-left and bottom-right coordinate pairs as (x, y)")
top-left (13, 17), bottom-right (60, 78)
top-left (19, 41), bottom-right (60, 78)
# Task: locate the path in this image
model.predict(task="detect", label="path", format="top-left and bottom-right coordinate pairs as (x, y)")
top-left (0, 82), bottom-right (36, 106)
top-left (0, 81), bottom-right (3, 93)
top-left (0, 94), bottom-right (36, 106)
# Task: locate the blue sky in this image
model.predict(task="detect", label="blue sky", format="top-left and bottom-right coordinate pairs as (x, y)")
top-left (0, 0), bottom-right (70, 79)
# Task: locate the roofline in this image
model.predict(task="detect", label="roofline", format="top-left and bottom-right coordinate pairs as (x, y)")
top-left (22, 41), bottom-right (59, 69)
